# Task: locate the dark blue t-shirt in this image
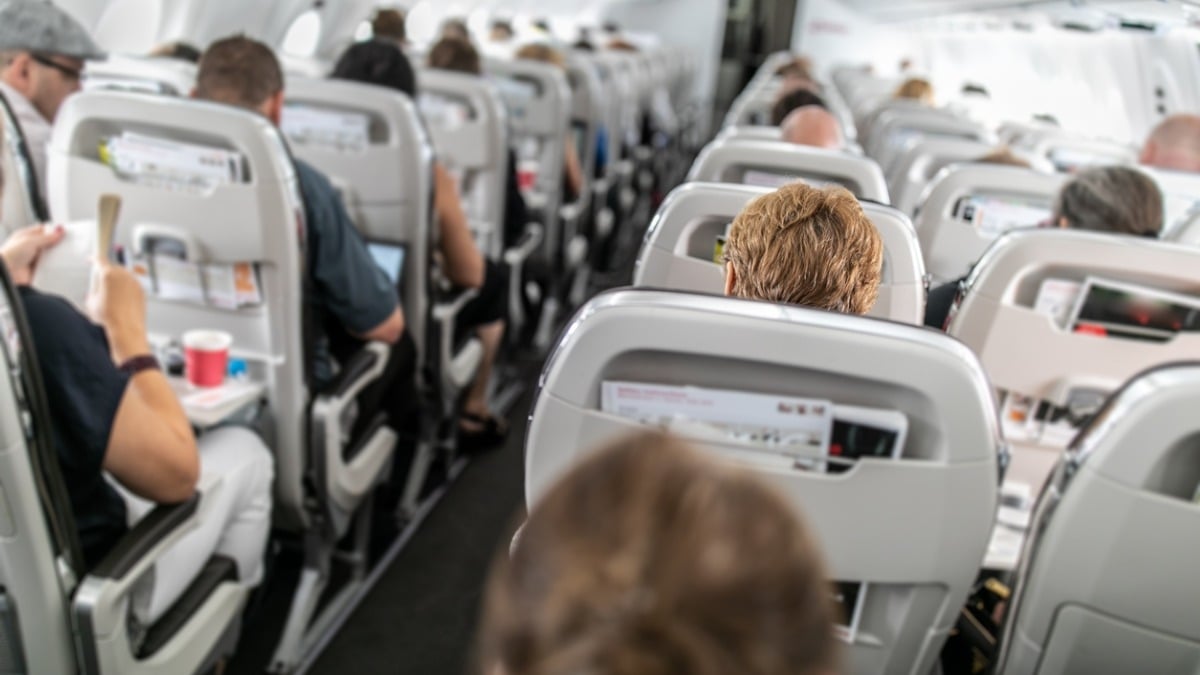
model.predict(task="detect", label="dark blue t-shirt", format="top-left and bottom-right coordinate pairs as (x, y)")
top-left (18, 287), bottom-right (129, 568)
top-left (293, 159), bottom-right (400, 378)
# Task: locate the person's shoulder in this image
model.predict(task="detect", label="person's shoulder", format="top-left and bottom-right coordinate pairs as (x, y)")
top-left (17, 286), bottom-right (95, 338)
top-left (19, 286), bottom-right (81, 320)
top-left (293, 158), bottom-right (334, 194)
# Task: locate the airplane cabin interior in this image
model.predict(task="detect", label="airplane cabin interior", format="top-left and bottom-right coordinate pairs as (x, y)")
top-left (0, 0), bottom-right (1197, 673)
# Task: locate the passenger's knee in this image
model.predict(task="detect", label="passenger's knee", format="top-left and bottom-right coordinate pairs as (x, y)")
top-left (198, 426), bottom-right (275, 493)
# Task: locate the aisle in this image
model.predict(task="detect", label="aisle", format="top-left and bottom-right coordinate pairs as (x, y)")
top-left (305, 373), bottom-right (536, 674)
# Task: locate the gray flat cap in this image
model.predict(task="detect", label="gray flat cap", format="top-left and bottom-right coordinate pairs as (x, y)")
top-left (0, 1), bottom-right (104, 61)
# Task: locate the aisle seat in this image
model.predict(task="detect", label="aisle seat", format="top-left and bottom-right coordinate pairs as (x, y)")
top-left (281, 75), bottom-right (479, 518)
top-left (997, 363), bottom-right (1200, 675)
top-left (863, 106), bottom-right (994, 176)
top-left (526, 288), bottom-right (1002, 675)
top-left (888, 137), bottom-right (1003, 216)
top-left (633, 182), bottom-right (925, 324)
top-left (947, 229), bottom-right (1200, 492)
top-left (915, 164), bottom-right (1067, 283)
top-left (0, 260), bottom-right (246, 674)
top-left (687, 137), bottom-right (889, 203)
top-left (83, 55), bottom-right (197, 97)
top-left (417, 68), bottom-right (543, 335)
top-left (47, 90), bottom-right (400, 672)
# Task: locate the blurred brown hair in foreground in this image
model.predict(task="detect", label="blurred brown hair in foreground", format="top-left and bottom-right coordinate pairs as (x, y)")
top-left (478, 430), bottom-right (840, 675)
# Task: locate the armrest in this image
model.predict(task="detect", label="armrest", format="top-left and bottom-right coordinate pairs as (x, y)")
top-left (89, 496), bottom-right (201, 581)
top-left (432, 288), bottom-right (483, 393)
top-left (319, 346), bottom-right (382, 401)
top-left (314, 341), bottom-right (391, 411)
top-left (614, 160), bottom-right (635, 180)
top-left (75, 491), bottom-right (210, 650)
top-left (559, 202), bottom-right (584, 226)
top-left (503, 223), bottom-right (545, 334)
top-left (311, 340), bottom-right (397, 515)
top-left (503, 222), bottom-right (544, 267)
top-left (432, 287), bottom-right (479, 323)
top-left (73, 490), bottom-right (249, 673)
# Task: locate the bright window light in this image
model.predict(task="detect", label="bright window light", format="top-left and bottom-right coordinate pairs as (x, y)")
top-left (467, 8), bottom-right (490, 38)
top-left (406, 2), bottom-right (436, 44)
top-left (354, 19), bottom-right (373, 42)
top-left (283, 10), bottom-right (322, 56)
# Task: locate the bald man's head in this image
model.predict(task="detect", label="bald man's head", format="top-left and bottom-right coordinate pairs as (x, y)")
top-left (1141, 114), bottom-right (1200, 172)
top-left (780, 106), bottom-right (842, 150)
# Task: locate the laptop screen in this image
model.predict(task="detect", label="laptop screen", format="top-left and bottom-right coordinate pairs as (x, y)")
top-left (367, 241), bottom-right (407, 290)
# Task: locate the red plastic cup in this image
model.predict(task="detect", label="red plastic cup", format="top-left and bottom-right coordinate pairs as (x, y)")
top-left (516, 160), bottom-right (539, 193)
top-left (183, 330), bottom-right (232, 388)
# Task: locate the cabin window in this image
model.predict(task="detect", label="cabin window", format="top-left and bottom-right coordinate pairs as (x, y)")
top-left (354, 20), bottom-right (373, 42)
top-left (283, 10), bottom-right (322, 56)
top-left (405, 2), bottom-right (437, 43)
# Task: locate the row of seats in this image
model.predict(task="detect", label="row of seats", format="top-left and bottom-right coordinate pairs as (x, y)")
top-left (523, 285), bottom-right (1200, 675)
top-left (712, 52), bottom-right (1200, 494)
top-left (0, 23), bottom-right (699, 675)
top-left (518, 52), bottom-right (1200, 674)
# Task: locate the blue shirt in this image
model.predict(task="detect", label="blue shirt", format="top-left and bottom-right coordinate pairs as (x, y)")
top-left (293, 159), bottom-right (399, 380)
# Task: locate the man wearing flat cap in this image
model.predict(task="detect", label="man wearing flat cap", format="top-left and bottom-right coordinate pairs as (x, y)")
top-left (0, 0), bottom-right (103, 196)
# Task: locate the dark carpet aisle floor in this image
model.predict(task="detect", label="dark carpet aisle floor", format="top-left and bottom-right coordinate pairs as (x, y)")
top-left (305, 376), bottom-right (535, 675)
top-left (303, 240), bottom-right (642, 674)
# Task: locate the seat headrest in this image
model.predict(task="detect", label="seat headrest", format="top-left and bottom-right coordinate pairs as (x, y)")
top-left (688, 137), bottom-right (890, 202)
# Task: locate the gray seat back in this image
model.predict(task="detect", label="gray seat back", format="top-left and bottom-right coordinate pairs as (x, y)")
top-left (282, 76), bottom-right (435, 359)
top-left (723, 83), bottom-right (782, 128)
top-left (564, 53), bottom-right (602, 208)
top-left (887, 137), bottom-right (997, 215)
top-left (1011, 129), bottom-right (1137, 173)
top-left (997, 363), bottom-right (1200, 674)
top-left (948, 229), bottom-right (1200, 405)
top-left (0, 266), bottom-right (77, 673)
top-left (82, 55), bottom-right (197, 97)
top-left (47, 91), bottom-right (311, 529)
top-left (1142, 166), bottom-right (1200, 241)
top-left (418, 68), bottom-right (510, 260)
top-left (581, 51), bottom-right (625, 182)
top-left (526, 288), bottom-right (1002, 675)
top-left (687, 136), bottom-right (890, 203)
top-left (633, 182), bottom-right (926, 324)
top-left (915, 164), bottom-right (1067, 283)
top-left (484, 58), bottom-right (572, 260)
top-left (717, 124), bottom-right (783, 142)
top-left (865, 106), bottom-right (994, 176)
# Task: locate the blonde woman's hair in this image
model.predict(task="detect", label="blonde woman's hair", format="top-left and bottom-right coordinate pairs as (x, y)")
top-left (515, 43), bottom-right (566, 69)
top-left (725, 182), bottom-right (883, 314)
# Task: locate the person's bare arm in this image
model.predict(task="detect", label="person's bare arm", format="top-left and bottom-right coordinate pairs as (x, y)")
top-left (0, 226), bottom-right (197, 501)
top-left (434, 163), bottom-right (485, 289)
top-left (91, 264), bottom-right (199, 503)
top-left (359, 306), bottom-right (405, 344)
top-left (564, 143), bottom-right (584, 202)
